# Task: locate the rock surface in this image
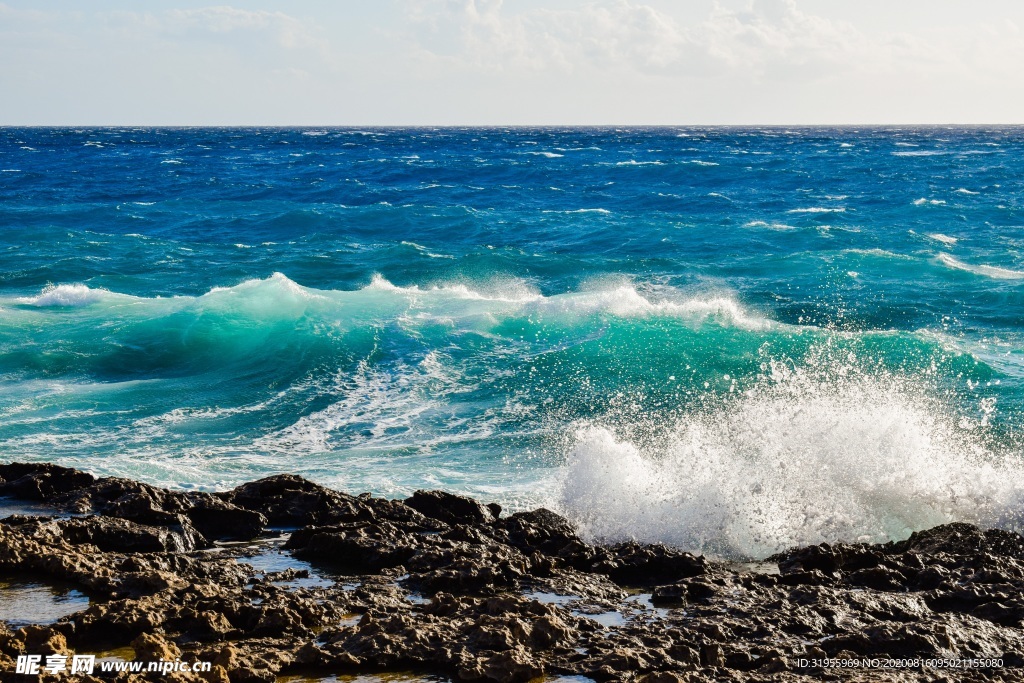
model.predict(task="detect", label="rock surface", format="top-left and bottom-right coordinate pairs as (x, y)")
top-left (0, 462), bottom-right (1021, 681)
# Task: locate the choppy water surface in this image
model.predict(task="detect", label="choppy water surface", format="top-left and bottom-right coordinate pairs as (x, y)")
top-left (3, 127), bottom-right (1024, 558)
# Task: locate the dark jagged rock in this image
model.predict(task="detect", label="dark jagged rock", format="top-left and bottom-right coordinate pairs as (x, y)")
top-left (0, 462), bottom-right (267, 541)
top-left (0, 462), bottom-right (95, 500)
top-left (225, 474), bottom-right (360, 526)
top-left (601, 542), bottom-right (708, 586)
top-left (3, 464), bottom-right (1024, 682)
top-left (225, 473), bottom-right (429, 531)
top-left (502, 508), bottom-right (579, 555)
top-left (285, 521), bottom-right (421, 572)
top-left (4, 515), bottom-right (205, 553)
top-left (651, 583), bottom-right (687, 607)
top-left (405, 489), bottom-right (495, 525)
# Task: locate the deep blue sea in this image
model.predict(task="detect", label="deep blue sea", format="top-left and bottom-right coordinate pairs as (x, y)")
top-left (3, 127), bottom-right (1024, 558)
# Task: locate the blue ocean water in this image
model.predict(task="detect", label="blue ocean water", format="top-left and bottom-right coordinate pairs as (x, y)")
top-left (2, 127), bottom-right (1024, 558)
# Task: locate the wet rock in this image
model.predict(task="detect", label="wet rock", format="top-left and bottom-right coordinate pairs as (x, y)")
top-left (0, 463), bottom-right (266, 541)
top-left (59, 477), bottom-right (266, 541)
top-left (0, 462), bottom-right (96, 500)
top-left (650, 584), bottom-right (687, 607)
top-left (700, 643), bottom-right (725, 667)
top-left (848, 565), bottom-right (908, 591)
top-left (184, 499), bottom-right (267, 541)
top-left (405, 489), bottom-right (496, 525)
top-left (600, 542), bottom-right (708, 586)
top-left (225, 474), bottom-right (362, 527)
top-left (893, 522), bottom-right (1021, 557)
top-left (501, 508), bottom-right (580, 556)
top-left (4, 467), bottom-right (1024, 683)
top-left (9, 515), bottom-right (205, 553)
top-left (226, 474), bottom-right (426, 530)
top-left (285, 522), bottom-right (420, 572)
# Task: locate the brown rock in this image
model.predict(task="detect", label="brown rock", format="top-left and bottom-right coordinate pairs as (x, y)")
top-left (131, 632), bottom-right (182, 661)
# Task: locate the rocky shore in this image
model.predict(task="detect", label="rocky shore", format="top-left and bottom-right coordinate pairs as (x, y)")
top-left (1, 463), bottom-right (1023, 682)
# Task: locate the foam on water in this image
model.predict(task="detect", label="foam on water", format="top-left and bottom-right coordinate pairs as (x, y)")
top-left (556, 358), bottom-right (1024, 560)
top-left (22, 284), bottom-right (115, 307)
top-left (926, 233), bottom-right (958, 245)
top-left (937, 253), bottom-right (1024, 280)
top-left (11, 275), bottom-right (772, 333)
top-left (254, 352), bottom-right (469, 455)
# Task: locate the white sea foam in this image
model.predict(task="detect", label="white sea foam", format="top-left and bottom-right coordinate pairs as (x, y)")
top-left (255, 352), bottom-right (479, 454)
top-left (787, 207), bottom-right (846, 214)
top-left (521, 285), bottom-right (770, 330)
top-left (556, 362), bottom-right (1024, 559)
top-left (542, 208), bottom-right (612, 215)
top-left (743, 220), bottom-right (797, 231)
top-left (206, 271), bottom-right (321, 299)
top-left (21, 284), bottom-right (109, 307)
top-left (913, 198), bottom-right (946, 206)
top-left (16, 273), bottom-right (776, 340)
top-left (842, 248), bottom-right (911, 259)
top-left (955, 188), bottom-right (980, 195)
top-left (937, 253), bottom-right (1024, 280)
top-left (892, 150), bottom-right (949, 157)
top-left (400, 241), bottom-right (455, 259)
top-left (365, 275), bottom-right (761, 326)
top-left (364, 274), bottom-right (542, 303)
top-left (926, 233), bottom-right (958, 245)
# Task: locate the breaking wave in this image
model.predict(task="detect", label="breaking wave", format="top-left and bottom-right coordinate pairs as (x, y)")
top-left (937, 253), bottom-right (1024, 280)
top-left (556, 359), bottom-right (1024, 560)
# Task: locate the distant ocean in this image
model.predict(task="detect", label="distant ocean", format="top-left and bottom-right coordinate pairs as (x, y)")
top-left (2, 126), bottom-right (1024, 559)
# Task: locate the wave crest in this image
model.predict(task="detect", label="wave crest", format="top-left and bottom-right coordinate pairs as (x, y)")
top-left (22, 284), bottom-right (116, 307)
top-left (937, 253), bottom-right (1024, 280)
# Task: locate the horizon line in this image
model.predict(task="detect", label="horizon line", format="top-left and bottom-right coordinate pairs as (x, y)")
top-left (3, 123), bottom-right (1024, 129)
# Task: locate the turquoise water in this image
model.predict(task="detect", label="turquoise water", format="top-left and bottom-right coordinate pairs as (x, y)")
top-left (2, 127), bottom-right (1024, 557)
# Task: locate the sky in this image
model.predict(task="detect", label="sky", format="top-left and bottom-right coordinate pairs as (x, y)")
top-left (1, 0), bottom-right (1023, 125)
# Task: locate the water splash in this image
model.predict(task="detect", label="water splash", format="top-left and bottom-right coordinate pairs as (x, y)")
top-left (556, 357), bottom-right (1024, 559)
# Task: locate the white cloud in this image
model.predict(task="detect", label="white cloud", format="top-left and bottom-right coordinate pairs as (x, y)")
top-left (402, 0), bottom-right (1024, 84)
top-left (101, 5), bottom-right (332, 58)
top-left (162, 6), bottom-right (321, 50)
top-left (1, 1), bottom-right (1023, 124)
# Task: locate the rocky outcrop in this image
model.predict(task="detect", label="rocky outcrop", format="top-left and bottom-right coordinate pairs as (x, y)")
top-left (1, 462), bottom-right (1022, 682)
top-left (0, 463), bottom-right (266, 542)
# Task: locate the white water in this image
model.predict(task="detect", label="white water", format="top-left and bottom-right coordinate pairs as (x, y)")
top-left (556, 361), bottom-right (1024, 559)
top-left (938, 253), bottom-right (1024, 280)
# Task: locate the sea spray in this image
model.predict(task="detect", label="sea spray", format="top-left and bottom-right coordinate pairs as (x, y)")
top-left (556, 355), bottom-right (1024, 560)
